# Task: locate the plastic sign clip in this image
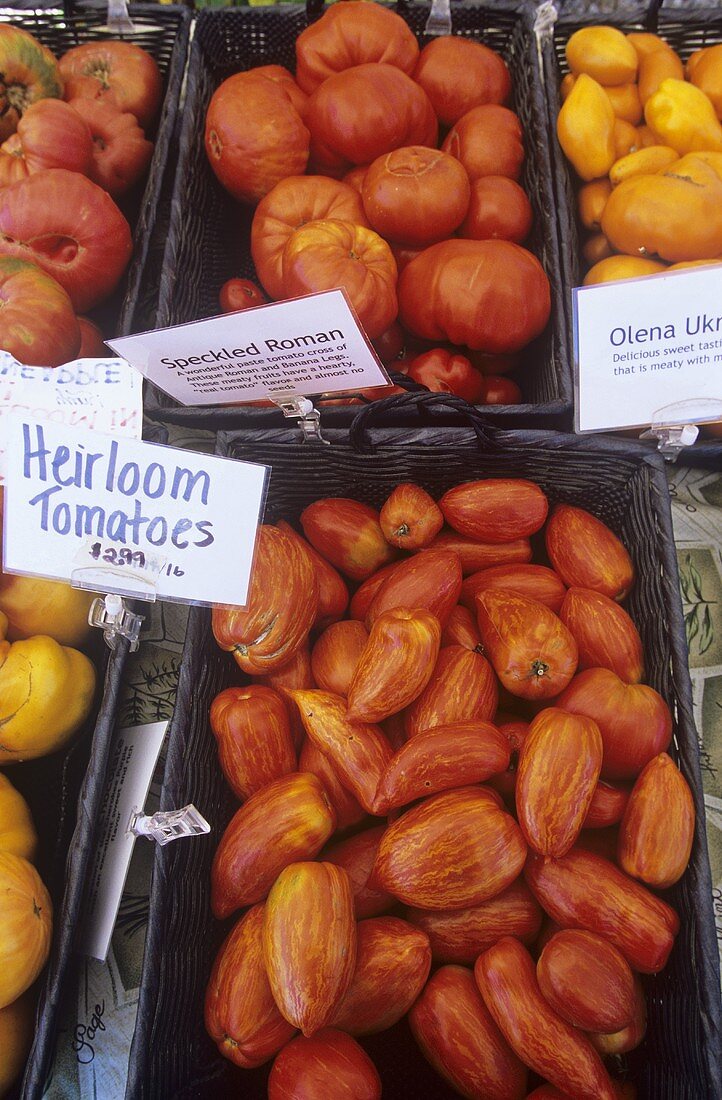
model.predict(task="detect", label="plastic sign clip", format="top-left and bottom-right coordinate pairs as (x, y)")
top-left (127, 804), bottom-right (211, 846)
top-left (88, 593), bottom-right (145, 652)
top-left (639, 422), bottom-right (699, 461)
top-left (271, 393), bottom-right (331, 444)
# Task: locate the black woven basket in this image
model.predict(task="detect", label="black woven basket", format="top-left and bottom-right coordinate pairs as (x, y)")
top-left (126, 396), bottom-right (721, 1100)
top-left (3, 4), bottom-right (191, 341)
top-left (542, 2), bottom-right (722, 469)
top-left (142, 0), bottom-right (572, 432)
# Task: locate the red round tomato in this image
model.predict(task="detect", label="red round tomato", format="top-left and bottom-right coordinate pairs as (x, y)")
top-left (251, 175), bottom-right (368, 299)
top-left (0, 99), bottom-right (92, 186)
top-left (342, 165), bottom-right (368, 194)
top-left (459, 176), bottom-right (534, 243)
top-left (219, 278), bottom-right (268, 314)
top-left (76, 315), bottom-right (107, 358)
top-left (295, 0), bottom-right (419, 94)
top-left (482, 375), bottom-right (522, 404)
top-left (407, 348), bottom-right (487, 403)
top-left (59, 40), bottom-right (162, 133)
top-left (398, 238), bottom-right (551, 354)
top-left (250, 64), bottom-right (308, 118)
top-left (361, 146), bottom-right (471, 247)
top-left (0, 256), bottom-right (80, 367)
top-left (413, 36), bottom-right (511, 126)
top-left (306, 63), bottom-right (437, 177)
top-left (69, 98), bottom-right (153, 198)
top-left (281, 218), bottom-right (398, 339)
top-left (0, 168), bottom-right (133, 312)
top-left (206, 71), bottom-right (310, 205)
top-left (442, 105), bottom-right (524, 181)
top-left (371, 321), bottom-right (405, 365)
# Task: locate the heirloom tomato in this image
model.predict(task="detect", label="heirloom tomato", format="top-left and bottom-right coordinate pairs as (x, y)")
top-left (219, 278), bottom-right (268, 314)
top-left (0, 99), bottom-right (92, 186)
top-left (0, 25), bottom-right (62, 141)
top-left (0, 256), bottom-right (80, 367)
top-left (413, 36), bottom-right (512, 126)
top-left (58, 40), bottom-right (162, 132)
top-left (406, 348), bottom-right (487, 403)
top-left (69, 98), bottom-right (153, 198)
top-left (442, 104), bottom-right (525, 181)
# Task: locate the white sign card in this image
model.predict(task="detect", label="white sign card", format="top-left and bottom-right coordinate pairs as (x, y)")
top-left (0, 355), bottom-right (143, 484)
top-left (107, 289), bottom-right (391, 406)
top-left (2, 416), bottom-right (268, 606)
top-left (573, 264), bottom-right (722, 433)
top-left (80, 721), bottom-right (168, 962)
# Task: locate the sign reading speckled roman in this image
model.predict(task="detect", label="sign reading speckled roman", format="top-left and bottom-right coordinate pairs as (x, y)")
top-left (573, 265), bottom-right (722, 433)
top-left (107, 289), bottom-right (390, 406)
top-left (2, 416), bottom-right (268, 606)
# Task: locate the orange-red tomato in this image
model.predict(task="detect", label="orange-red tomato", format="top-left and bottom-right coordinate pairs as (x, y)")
top-left (458, 176), bottom-right (533, 243)
top-left (443, 104), bottom-right (525, 181)
top-left (413, 36), bottom-right (512, 126)
top-left (218, 278), bottom-right (268, 314)
top-left (406, 348), bottom-right (487, 403)
top-left (59, 39), bottom-right (162, 132)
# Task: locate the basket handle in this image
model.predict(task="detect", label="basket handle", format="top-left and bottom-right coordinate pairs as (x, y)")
top-left (348, 391), bottom-right (505, 454)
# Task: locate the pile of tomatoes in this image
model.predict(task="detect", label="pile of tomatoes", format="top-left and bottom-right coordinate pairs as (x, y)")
top-left (205, 1), bottom-right (552, 406)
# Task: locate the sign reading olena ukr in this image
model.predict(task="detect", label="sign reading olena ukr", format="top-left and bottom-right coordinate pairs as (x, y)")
top-left (107, 289), bottom-right (390, 407)
top-left (2, 416), bottom-right (268, 606)
top-left (573, 264), bottom-right (722, 433)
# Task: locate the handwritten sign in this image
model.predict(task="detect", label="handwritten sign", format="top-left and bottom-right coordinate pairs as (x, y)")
top-left (0, 354), bottom-right (142, 482)
top-left (107, 289), bottom-right (391, 406)
top-left (574, 264), bottom-right (722, 432)
top-left (80, 721), bottom-right (168, 963)
top-left (2, 416), bottom-right (268, 606)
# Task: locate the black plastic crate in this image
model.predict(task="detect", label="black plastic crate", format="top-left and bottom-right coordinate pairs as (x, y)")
top-left (143, 0), bottom-right (572, 431)
top-left (127, 398), bottom-right (720, 1099)
top-left (2, 4), bottom-right (191, 341)
top-left (542, 2), bottom-right (722, 469)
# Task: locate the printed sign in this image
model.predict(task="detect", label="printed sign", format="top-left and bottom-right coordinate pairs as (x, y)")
top-left (80, 721), bottom-right (168, 963)
top-left (573, 264), bottom-right (722, 433)
top-left (0, 355), bottom-right (143, 483)
top-left (2, 416), bottom-right (268, 606)
top-left (107, 289), bottom-right (391, 406)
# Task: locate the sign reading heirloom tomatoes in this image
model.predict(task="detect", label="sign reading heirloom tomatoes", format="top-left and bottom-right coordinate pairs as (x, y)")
top-left (2, 416), bottom-right (268, 606)
top-left (107, 290), bottom-right (391, 406)
top-left (573, 264), bottom-right (722, 433)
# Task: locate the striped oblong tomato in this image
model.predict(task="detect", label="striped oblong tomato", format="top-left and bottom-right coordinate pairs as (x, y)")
top-left (330, 916), bottom-right (432, 1035)
top-left (399, 238), bottom-right (551, 354)
top-left (524, 847), bottom-right (679, 973)
top-left (281, 218), bottom-right (397, 340)
top-left (212, 525), bottom-right (318, 675)
top-left (294, 0), bottom-right (419, 93)
top-left (300, 498), bottom-right (396, 582)
top-left (0, 851), bottom-right (53, 1009)
top-left (428, 529), bottom-right (533, 574)
top-left (298, 739), bottom-right (366, 833)
top-left (311, 619), bottom-right (368, 696)
top-left (379, 482), bottom-right (444, 550)
top-left (409, 964), bottom-right (528, 1100)
top-left (545, 504), bottom-right (634, 601)
top-left (405, 879), bottom-right (543, 965)
top-left (439, 478), bottom-right (548, 543)
top-left (374, 720), bottom-right (511, 813)
top-left (0, 25), bottom-right (62, 141)
top-left (475, 590), bottom-right (578, 700)
top-left (371, 786), bottom-right (527, 910)
top-left (366, 547), bottom-right (463, 628)
top-left (0, 256), bottom-right (80, 368)
top-left (205, 904), bottom-right (296, 1068)
top-left (441, 604), bottom-right (483, 650)
top-left (405, 644), bottom-right (499, 738)
top-left (205, 71), bottom-right (310, 205)
top-left (322, 825), bottom-right (396, 919)
top-left (0, 98), bottom-right (92, 185)
top-left (251, 175), bottom-right (368, 299)
top-left (346, 607), bottom-right (441, 723)
top-left (276, 520), bottom-right (348, 629)
top-left (560, 587), bottom-right (644, 682)
top-left (0, 168), bottom-right (132, 312)
top-left (210, 772), bottom-right (336, 919)
top-left (252, 642), bottom-right (313, 751)
top-left (268, 1029), bottom-right (381, 1100)
top-left (461, 564), bottom-right (566, 614)
top-left (209, 685), bottom-right (296, 801)
top-left (475, 938), bottom-right (618, 1100)
top-left (515, 708), bottom-right (603, 857)
top-left (263, 861), bottom-right (356, 1036)
top-left (536, 929), bottom-right (636, 1034)
top-left (291, 689), bottom-right (393, 814)
top-left (618, 751), bottom-right (695, 888)
top-left (306, 63), bottom-right (437, 176)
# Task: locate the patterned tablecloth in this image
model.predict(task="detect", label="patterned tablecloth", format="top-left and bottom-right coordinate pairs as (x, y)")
top-left (43, 443), bottom-right (722, 1100)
